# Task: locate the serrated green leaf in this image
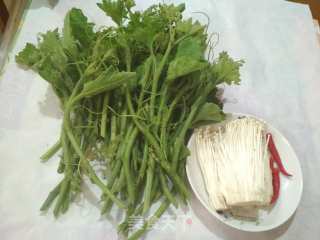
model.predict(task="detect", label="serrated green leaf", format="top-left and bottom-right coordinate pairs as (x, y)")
top-left (192, 102), bottom-right (225, 126)
top-left (15, 43), bottom-right (41, 67)
top-left (62, 10), bottom-right (78, 58)
top-left (37, 57), bottom-right (64, 89)
top-left (127, 7), bottom-right (166, 48)
top-left (98, 0), bottom-right (134, 26)
top-left (176, 37), bottom-right (205, 60)
top-left (38, 29), bottom-right (61, 52)
top-left (176, 18), bottom-right (205, 35)
top-left (158, 3), bottom-right (184, 22)
top-left (63, 8), bottom-right (95, 49)
top-left (167, 56), bottom-right (208, 81)
top-left (166, 36), bottom-right (207, 82)
top-left (36, 57), bottom-right (69, 100)
top-left (212, 52), bottom-right (244, 85)
top-left (38, 30), bottom-right (68, 72)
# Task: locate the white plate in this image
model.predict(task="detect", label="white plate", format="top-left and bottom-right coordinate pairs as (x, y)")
top-left (186, 113), bottom-right (303, 232)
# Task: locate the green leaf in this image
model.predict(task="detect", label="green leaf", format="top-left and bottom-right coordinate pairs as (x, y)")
top-left (176, 18), bottom-right (205, 36)
top-left (98, 0), bottom-right (134, 26)
top-left (166, 36), bottom-right (207, 82)
top-left (37, 30), bottom-right (76, 94)
top-left (126, 0), bottom-right (135, 9)
top-left (192, 102), bottom-right (225, 126)
top-left (38, 29), bottom-right (68, 72)
top-left (212, 52), bottom-right (244, 85)
top-left (126, 3), bottom-right (184, 50)
top-left (37, 57), bottom-right (65, 90)
top-left (16, 32), bottom-right (72, 98)
top-left (167, 56), bottom-right (208, 81)
top-left (127, 8), bottom-right (165, 48)
top-left (62, 10), bottom-right (78, 57)
top-left (80, 71), bottom-right (136, 98)
top-left (158, 3), bottom-right (185, 22)
top-left (176, 37), bottom-right (205, 60)
top-left (15, 43), bottom-right (41, 67)
top-left (63, 8), bottom-right (95, 49)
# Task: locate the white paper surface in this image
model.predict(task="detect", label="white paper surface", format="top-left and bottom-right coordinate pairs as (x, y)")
top-left (1, 0), bottom-right (320, 239)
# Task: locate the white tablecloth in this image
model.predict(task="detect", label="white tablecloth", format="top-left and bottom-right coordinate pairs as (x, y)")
top-left (1, 0), bottom-right (320, 239)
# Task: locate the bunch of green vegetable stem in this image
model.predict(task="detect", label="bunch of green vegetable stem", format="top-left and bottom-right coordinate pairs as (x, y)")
top-left (16, 1), bottom-right (243, 239)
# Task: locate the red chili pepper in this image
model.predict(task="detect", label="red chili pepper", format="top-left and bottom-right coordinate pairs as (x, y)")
top-left (271, 168), bottom-right (280, 204)
top-left (266, 133), bottom-right (292, 177)
top-left (269, 156), bottom-right (280, 204)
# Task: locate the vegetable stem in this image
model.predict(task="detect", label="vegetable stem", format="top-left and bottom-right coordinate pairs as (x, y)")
top-left (128, 200), bottom-right (171, 240)
top-left (40, 139), bottom-right (62, 162)
top-left (123, 127), bottom-right (138, 205)
top-left (100, 93), bottom-right (109, 138)
top-left (142, 152), bottom-right (155, 214)
top-left (64, 96), bottom-right (126, 210)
